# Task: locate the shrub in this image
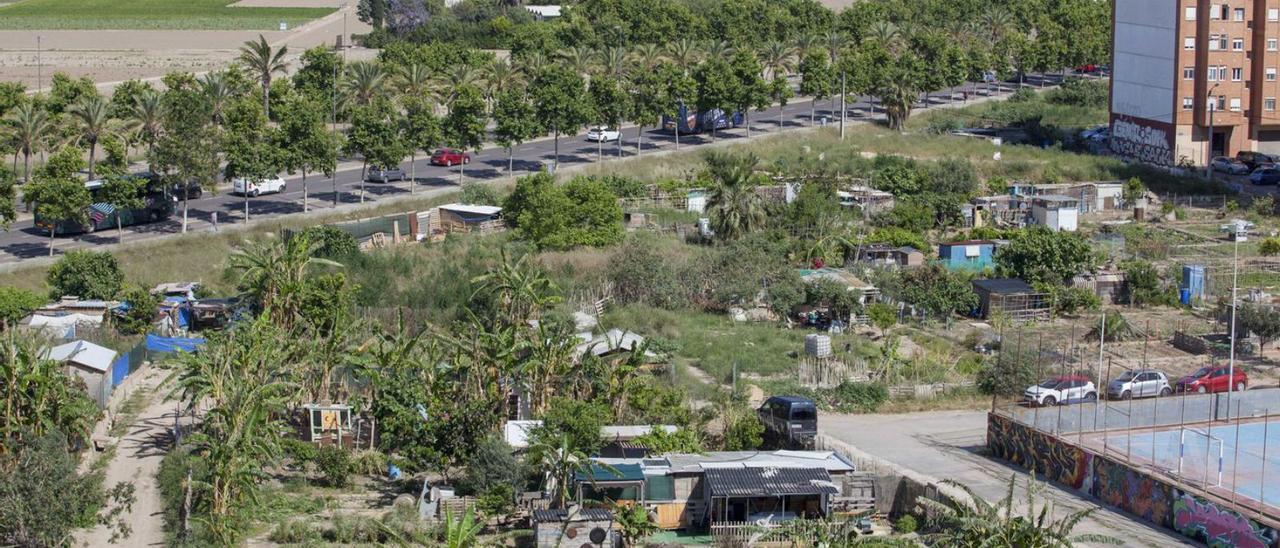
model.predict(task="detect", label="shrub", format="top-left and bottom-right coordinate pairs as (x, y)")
top-left (46, 250), bottom-right (123, 300)
top-left (822, 382), bottom-right (888, 413)
top-left (329, 514), bottom-right (383, 543)
top-left (893, 514), bottom-right (918, 534)
top-left (315, 447), bottom-right (353, 488)
top-left (1045, 78), bottom-right (1109, 108)
top-left (458, 434), bottom-right (522, 496)
top-left (460, 182), bottom-right (502, 205)
top-left (270, 520), bottom-right (321, 544)
top-left (0, 286), bottom-right (45, 330)
top-left (976, 349), bottom-right (1038, 397)
top-left (114, 284), bottom-right (159, 335)
top-left (299, 225), bottom-right (358, 259)
top-left (281, 438), bottom-right (318, 464)
top-left (607, 235), bottom-right (686, 309)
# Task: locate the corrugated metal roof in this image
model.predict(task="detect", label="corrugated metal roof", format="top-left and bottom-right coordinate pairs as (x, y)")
top-left (533, 508), bottom-right (614, 522)
top-left (704, 467), bottom-right (838, 497)
top-left (972, 278), bottom-right (1035, 295)
top-left (45, 340), bottom-right (117, 372)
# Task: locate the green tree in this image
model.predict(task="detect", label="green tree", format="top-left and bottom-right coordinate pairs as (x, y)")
top-left (400, 95), bottom-right (439, 193)
top-left (0, 166), bottom-right (15, 230)
top-left (693, 58), bottom-right (737, 140)
top-left (98, 173), bottom-right (147, 244)
top-left (24, 147), bottom-right (91, 255)
top-left (346, 99), bottom-right (409, 203)
top-left (996, 226), bottom-right (1096, 285)
top-left (45, 72), bottom-right (97, 115)
top-left (1260, 237), bottom-right (1280, 256)
top-left (492, 88), bottom-right (541, 177)
top-left (125, 90), bottom-right (164, 169)
top-left (1123, 260), bottom-right (1169, 307)
top-left (46, 250), bottom-right (123, 300)
top-left (293, 45), bottom-right (343, 102)
top-left (4, 102), bottom-right (55, 182)
top-left (530, 66), bottom-right (592, 171)
top-left (526, 433), bottom-right (595, 509)
top-left (533, 396), bottom-right (609, 455)
top-left (705, 151), bottom-right (766, 240)
top-left (1241, 303), bottom-right (1280, 349)
top-left (0, 287), bottom-right (43, 330)
top-left (797, 50), bottom-right (833, 125)
top-left (442, 85), bottom-right (488, 184)
top-left (729, 51), bottom-right (770, 138)
top-left (67, 95), bottom-right (117, 180)
top-left (867, 302), bottom-right (896, 337)
top-left (588, 75), bottom-right (631, 160)
top-left (616, 502), bottom-right (658, 547)
top-left (0, 81), bottom-right (25, 120)
top-left (628, 62), bottom-right (674, 156)
top-left (1122, 176), bottom-right (1146, 206)
top-left (503, 173), bottom-right (624, 250)
top-left (222, 98), bottom-right (283, 221)
top-left (920, 474), bottom-right (1121, 547)
top-left (115, 284), bottom-right (159, 335)
top-left (151, 73), bottom-right (219, 232)
top-left (277, 93), bottom-right (338, 212)
top-left (239, 35), bottom-right (288, 119)
top-left (631, 427), bottom-right (703, 453)
top-left (896, 264), bottom-right (977, 319)
top-left (768, 74), bottom-right (794, 129)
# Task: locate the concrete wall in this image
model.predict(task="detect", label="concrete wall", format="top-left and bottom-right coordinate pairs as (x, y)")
top-left (1003, 388), bottom-right (1280, 434)
top-left (814, 434), bottom-right (970, 518)
top-left (988, 413), bottom-right (1280, 548)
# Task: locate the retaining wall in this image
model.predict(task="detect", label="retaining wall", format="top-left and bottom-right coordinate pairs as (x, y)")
top-left (987, 412), bottom-right (1280, 548)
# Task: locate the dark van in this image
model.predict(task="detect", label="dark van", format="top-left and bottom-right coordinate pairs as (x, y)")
top-left (758, 396), bottom-right (818, 448)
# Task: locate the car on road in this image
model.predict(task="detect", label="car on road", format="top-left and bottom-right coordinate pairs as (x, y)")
top-left (232, 176), bottom-right (286, 197)
top-left (367, 166), bottom-right (406, 183)
top-left (1075, 64), bottom-right (1099, 73)
top-left (1212, 156), bottom-right (1250, 175)
top-left (1175, 365), bottom-right (1248, 394)
top-left (1237, 151), bottom-right (1278, 171)
top-left (430, 148), bottom-right (470, 166)
top-left (171, 182), bottom-right (203, 199)
top-left (586, 126), bottom-right (621, 142)
top-left (758, 395), bottom-right (818, 448)
top-left (1251, 167), bottom-right (1280, 185)
top-left (1107, 369), bottom-right (1171, 400)
top-left (1023, 375), bottom-right (1098, 406)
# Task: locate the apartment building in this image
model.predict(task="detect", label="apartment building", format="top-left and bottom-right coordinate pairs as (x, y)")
top-left (1110, 0), bottom-right (1280, 166)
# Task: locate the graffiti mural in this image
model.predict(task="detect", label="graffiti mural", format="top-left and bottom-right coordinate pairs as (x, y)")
top-left (1172, 493), bottom-right (1278, 548)
top-left (986, 413), bottom-right (1091, 490)
top-left (1091, 457), bottom-right (1174, 528)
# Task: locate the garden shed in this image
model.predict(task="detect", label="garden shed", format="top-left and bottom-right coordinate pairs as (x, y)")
top-left (532, 508), bottom-right (618, 548)
top-left (972, 278), bottom-right (1049, 321)
top-left (45, 340), bottom-right (117, 407)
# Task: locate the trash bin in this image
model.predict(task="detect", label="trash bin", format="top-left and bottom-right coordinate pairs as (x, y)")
top-left (1180, 288), bottom-right (1191, 305)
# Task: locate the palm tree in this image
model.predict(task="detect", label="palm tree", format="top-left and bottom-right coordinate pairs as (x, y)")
top-left (705, 151), bottom-right (766, 240)
top-left (228, 234), bottom-right (342, 329)
top-left (705, 40), bottom-right (735, 61)
top-left (483, 59), bottom-right (523, 104)
top-left (126, 90), bottom-right (164, 166)
top-left (526, 433), bottom-right (596, 508)
top-left (559, 46), bottom-right (596, 79)
top-left (435, 64), bottom-right (482, 106)
top-left (867, 21), bottom-right (902, 52)
top-left (980, 7), bottom-right (1014, 46)
top-left (919, 474), bottom-right (1123, 547)
top-left (879, 77), bottom-right (918, 130)
top-left (795, 34), bottom-right (821, 55)
top-left (666, 38), bottom-right (701, 73)
top-left (595, 46), bottom-right (630, 80)
top-left (759, 40), bottom-right (798, 80)
top-left (823, 31), bottom-right (847, 65)
top-left (4, 102), bottom-right (54, 182)
top-left (395, 62), bottom-right (434, 99)
top-left (67, 95), bottom-right (115, 180)
top-left (200, 72), bottom-right (236, 126)
top-left (442, 507), bottom-right (482, 548)
top-left (342, 61), bottom-right (389, 107)
top-left (239, 34), bottom-right (288, 118)
top-left (628, 44), bottom-right (665, 73)
top-left (516, 51), bottom-right (550, 76)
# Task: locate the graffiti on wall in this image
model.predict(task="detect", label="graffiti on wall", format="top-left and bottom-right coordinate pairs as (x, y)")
top-left (986, 413), bottom-right (1091, 490)
top-left (1173, 494), bottom-right (1277, 548)
top-left (1092, 457), bottom-right (1174, 528)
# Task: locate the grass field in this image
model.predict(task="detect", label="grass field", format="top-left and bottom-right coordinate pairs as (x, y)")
top-left (0, 0), bottom-right (335, 30)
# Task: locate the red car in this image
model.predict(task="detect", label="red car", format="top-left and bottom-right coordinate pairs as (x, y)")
top-left (1075, 64), bottom-right (1098, 73)
top-left (1175, 365), bottom-right (1248, 394)
top-left (430, 148), bottom-right (470, 167)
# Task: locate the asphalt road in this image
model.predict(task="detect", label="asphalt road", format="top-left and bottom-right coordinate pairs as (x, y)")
top-left (0, 73), bottom-right (1071, 263)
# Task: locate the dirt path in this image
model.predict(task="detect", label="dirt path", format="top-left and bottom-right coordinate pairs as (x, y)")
top-left (78, 367), bottom-right (176, 547)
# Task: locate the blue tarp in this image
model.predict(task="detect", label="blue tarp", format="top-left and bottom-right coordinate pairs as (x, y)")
top-left (145, 334), bottom-right (205, 354)
top-left (111, 351), bottom-right (130, 387)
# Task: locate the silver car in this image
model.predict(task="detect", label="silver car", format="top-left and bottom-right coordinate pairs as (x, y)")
top-left (1107, 369), bottom-right (1171, 400)
top-left (367, 166), bottom-right (406, 183)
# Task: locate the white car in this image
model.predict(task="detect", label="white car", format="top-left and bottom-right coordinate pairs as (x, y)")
top-left (586, 127), bottom-right (621, 142)
top-left (1023, 376), bottom-right (1098, 407)
top-left (232, 176), bottom-right (287, 197)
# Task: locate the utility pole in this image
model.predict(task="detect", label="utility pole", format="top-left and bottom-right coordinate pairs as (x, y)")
top-left (839, 71), bottom-right (847, 140)
top-left (36, 36), bottom-right (42, 92)
top-left (1206, 82), bottom-right (1220, 180)
top-left (1226, 224), bottom-right (1241, 420)
top-left (331, 55), bottom-right (339, 207)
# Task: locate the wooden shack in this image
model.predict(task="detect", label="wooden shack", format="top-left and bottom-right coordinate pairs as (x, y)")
top-left (421, 204), bottom-right (505, 241)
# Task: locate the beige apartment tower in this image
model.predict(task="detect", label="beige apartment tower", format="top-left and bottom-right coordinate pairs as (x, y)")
top-left (1110, 0), bottom-right (1280, 166)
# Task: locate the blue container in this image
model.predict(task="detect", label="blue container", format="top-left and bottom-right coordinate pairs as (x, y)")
top-left (1182, 265), bottom-right (1206, 300)
top-left (1180, 288), bottom-right (1191, 305)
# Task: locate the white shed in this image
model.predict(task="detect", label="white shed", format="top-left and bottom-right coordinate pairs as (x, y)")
top-left (46, 340), bottom-right (117, 407)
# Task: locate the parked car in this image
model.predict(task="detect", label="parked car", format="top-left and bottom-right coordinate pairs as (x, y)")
top-left (1023, 375), bottom-right (1098, 406)
top-left (758, 396), bottom-right (818, 448)
top-left (586, 127), bottom-right (621, 142)
top-left (1107, 369), bottom-right (1171, 399)
top-left (1211, 156), bottom-right (1250, 175)
top-left (430, 148), bottom-right (470, 166)
top-left (1251, 167), bottom-right (1280, 185)
top-left (1237, 151), bottom-right (1278, 171)
top-left (1074, 64), bottom-right (1098, 73)
top-left (367, 166), bottom-right (406, 183)
top-left (1175, 365), bottom-right (1248, 394)
top-left (232, 176), bottom-right (286, 197)
top-left (171, 182), bottom-right (203, 199)
top-left (1080, 126), bottom-right (1109, 142)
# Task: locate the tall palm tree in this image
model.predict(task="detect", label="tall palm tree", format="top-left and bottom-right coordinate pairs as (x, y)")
top-left (238, 34), bottom-right (288, 118)
top-left (595, 46), bottom-right (630, 80)
top-left (704, 40), bottom-right (735, 61)
top-left (559, 46), bottom-right (596, 79)
top-left (67, 95), bottom-right (115, 180)
top-left (868, 21), bottom-right (902, 52)
top-left (201, 72), bottom-right (236, 126)
top-left (666, 38), bottom-right (701, 73)
top-left (126, 90), bottom-right (164, 167)
top-left (759, 40), bottom-right (798, 80)
top-left (628, 44), bottom-right (666, 73)
top-left (435, 64), bottom-right (482, 105)
top-left (395, 62), bottom-right (434, 99)
top-left (4, 102), bottom-right (55, 182)
top-left (705, 151), bottom-right (766, 240)
top-left (516, 51), bottom-right (550, 76)
top-left (527, 433), bottom-right (596, 509)
top-left (795, 34), bottom-right (821, 56)
top-left (483, 59), bottom-right (523, 103)
top-left (919, 474), bottom-right (1123, 547)
top-left (980, 7), bottom-right (1014, 46)
top-left (342, 61), bottom-right (389, 107)
top-left (823, 31), bottom-right (847, 65)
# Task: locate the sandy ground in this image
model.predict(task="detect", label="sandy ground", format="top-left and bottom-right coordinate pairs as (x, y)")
top-left (77, 366), bottom-right (175, 548)
top-left (0, 0), bottom-right (371, 92)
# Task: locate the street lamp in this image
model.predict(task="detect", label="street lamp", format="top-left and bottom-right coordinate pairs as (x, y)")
top-left (1206, 82), bottom-right (1221, 180)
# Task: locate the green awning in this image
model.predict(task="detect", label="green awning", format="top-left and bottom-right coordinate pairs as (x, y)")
top-left (576, 463), bottom-right (645, 482)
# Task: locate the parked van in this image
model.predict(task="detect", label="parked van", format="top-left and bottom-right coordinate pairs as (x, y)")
top-left (758, 396), bottom-right (818, 448)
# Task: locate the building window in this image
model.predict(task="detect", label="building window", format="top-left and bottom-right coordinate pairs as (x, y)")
top-left (1217, 95), bottom-right (1227, 111)
top-left (1220, 36), bottom-right (1230, 50)
top-left (1233, 38), bottom-right (1244, 51)
top-left (1184, 66), bottom-right (1195, 79)
top-left (1234, 7), bottom-right (1245, 21)
top-left (1233, 67), bottom-right (1244, 81)
top-left (1184, 97), bottom-right (1195, 110)
top-left (1209, 35), bottom-right (1220, 50)
top-left (1270, 8), bottom-right (1279, 21)
top-left (1186, 6), bottom-right (1198, 20)
top-left (1186, 37), bottom-right (1196, 50)
top-left (1269, 39), bottom-right (1278, 51)
top-left (1230, 97), bottom-right (1242, 111)
top-left (1268, 67), bottom-right (1277, 81)
top-left (1267, 98), bottom-right (1277, 111)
